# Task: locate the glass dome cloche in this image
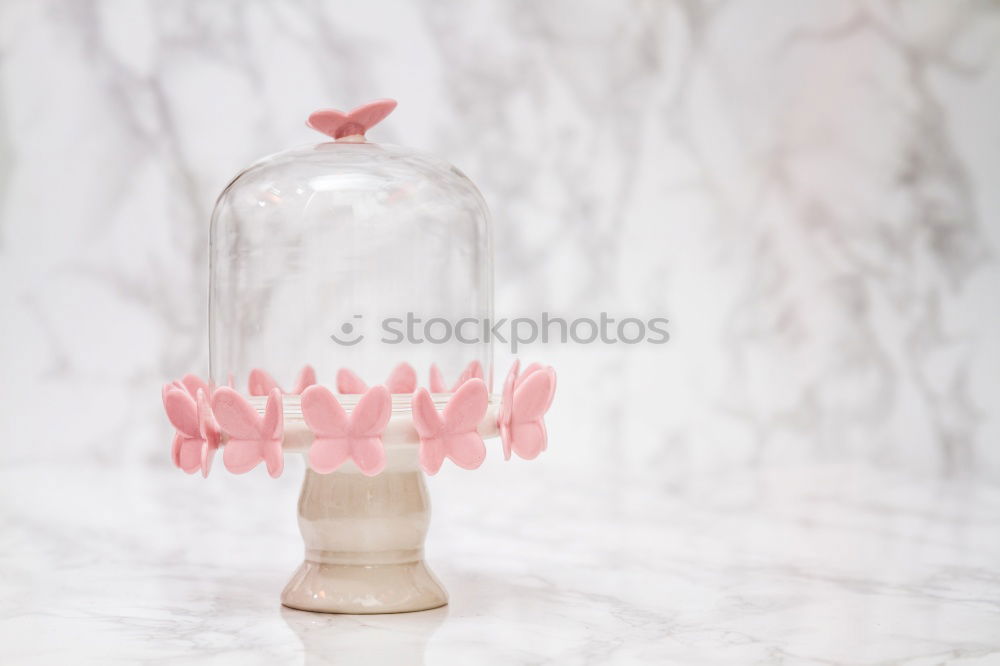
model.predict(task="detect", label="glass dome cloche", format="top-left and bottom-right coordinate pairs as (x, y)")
top-left (161, 99), bottom-right (558, 614)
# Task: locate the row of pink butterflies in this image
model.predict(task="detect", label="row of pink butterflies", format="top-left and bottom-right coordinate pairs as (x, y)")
top-left (162, 360), bottom-right (556, 479)
top-left (245, 360), bottom-right (489, 397)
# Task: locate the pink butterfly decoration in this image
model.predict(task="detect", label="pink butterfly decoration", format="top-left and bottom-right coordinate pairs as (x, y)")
top-left (428, 360), bottom-right (484, 393)
top-left (165, 372), bottom-right (234, 398)
top-left (162, 382), bottom-right (220, 477)
top-left (307, 99), bottom-right (397, 140)
top-left (337, 362), bottom-right (417, 395)
top-left (301, 385), bottom-right (392, 476)
top-left (169, 373), bottom-right (210, 397)
top-left (411, 378), bottom-right (488, 475)
top-left (498, 360), bottom-right (557, 461)
top-left (211, 387), bottom-right (285, 478)
top-left (248, 365), bottom-right (316, 396)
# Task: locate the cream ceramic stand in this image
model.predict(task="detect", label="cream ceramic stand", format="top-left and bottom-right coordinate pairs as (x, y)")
top-left (280, 445), bottom-right (448, 614)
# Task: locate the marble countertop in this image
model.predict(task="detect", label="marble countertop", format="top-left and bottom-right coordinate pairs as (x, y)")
top-left (1, 460), bottom-right (998, 665)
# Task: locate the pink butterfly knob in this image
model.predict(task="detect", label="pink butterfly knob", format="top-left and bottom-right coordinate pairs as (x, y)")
top-left (307, 99), bottom-right (397, 140)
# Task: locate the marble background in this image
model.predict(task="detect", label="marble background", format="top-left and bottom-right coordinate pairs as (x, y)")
top-left (1, 0), bottom-right (999, 481)
top-left (3, 2), bottom-right (1000, 664)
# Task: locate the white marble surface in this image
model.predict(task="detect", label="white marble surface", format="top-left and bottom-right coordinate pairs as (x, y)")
top-left (1, 459), bottom-right (998, 665)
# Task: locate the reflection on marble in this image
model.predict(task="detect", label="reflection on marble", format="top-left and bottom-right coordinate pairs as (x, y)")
top-left (1, 460), bottom-right (998, 664)
top-left (282, 606), bottom-right (448, 666)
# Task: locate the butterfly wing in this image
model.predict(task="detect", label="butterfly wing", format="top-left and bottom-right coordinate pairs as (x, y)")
top-left (428, 364), bottom-right (447, 393)
top-left (302, 385), bottom-right (351, 474)
top-left (260, 389), bottom-right (284, 477)
top-left (347, 386), bottom-right (391, 475)
top-left (508, 369), bottom-right (556, 459)
top-left (308, 438), bottom-right (350, 474)
top-left (170, 432), bottom-right (182, 468)
top-left (444, 431), bottom-right (487, 469)
top-left (337, 368), bottom-right (368, 394)
top-left (291, 365), bottom-right (317, 394)
top-left (307, 109), bottom-right (349, 137)
top-left (196, 389), bottom-right (220, 478)
top-left (411, 388), bottom-right (442, 438)
top-left (517, 362), bottom-right (543, 381)
top-left (200, 441), bottom-right (217, 478)
top-left (512, 368), bottom-right (555, 422)
top-left (442, 378), bottom-right (488, 433)
top-left (211, 388), bottom-right (265, 440)
top-left (452, 360), bottom-right (485, 391)
top-left (261, 389), bottom-right (284, 441)
top-left (180, 373), bottom-right (210, 397)
top-left (212, 387), bottom-right (266, 474)
top-left (419, 436), bottom-right (446, 475)
top-left (412, 388), bottom-right (445, 474)
top-left (498, 361), bottom-right (520, 460)
top-left (223, 440), bottom-right (263, 474)
top-left (509, 421), bottom-right (547, 460)
top-left (262, 438), bottom-right (284, 478)
top-left (349, 436), bottom-right (386, 476)
top-left (160, 382), bottom-right (188, 467)
top-left (515, 363), bottom-right (556, 412)
top-left (196, 388), bottom-right (219, 436)
top-left (347, 99), bottom-right (397, 132)
top-left (349, 386), bottom-right (392, 436)
top-left (248, 369), bottom-right (280, 396)
top-left (440, 379), bottom-right (487, 470)
top-left (164, 386), bottom-right (200, 437)
top-left (385, 363), bottom-right (417, 394)
top-left (177, 437), bottom-right (204, 474)
top-left (302, 385), bottom-right (350, 434)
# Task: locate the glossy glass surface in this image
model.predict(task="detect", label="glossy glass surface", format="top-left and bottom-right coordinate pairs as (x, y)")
top-left (209, 141), bottom-right (493, 394)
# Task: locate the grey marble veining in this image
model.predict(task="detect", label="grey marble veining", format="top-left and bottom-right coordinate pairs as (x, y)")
top-left (2, 0), bottom-right (999, 480)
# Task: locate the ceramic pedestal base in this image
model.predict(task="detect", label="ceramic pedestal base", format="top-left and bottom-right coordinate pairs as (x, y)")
top-left (280, 448), bottom-right (448, 614)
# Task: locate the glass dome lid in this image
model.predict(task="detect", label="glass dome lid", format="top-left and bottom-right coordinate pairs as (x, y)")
top-left (161, 100), bottom-right (556, 480)
top-left (209, 99), bottom-right (493, 398)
